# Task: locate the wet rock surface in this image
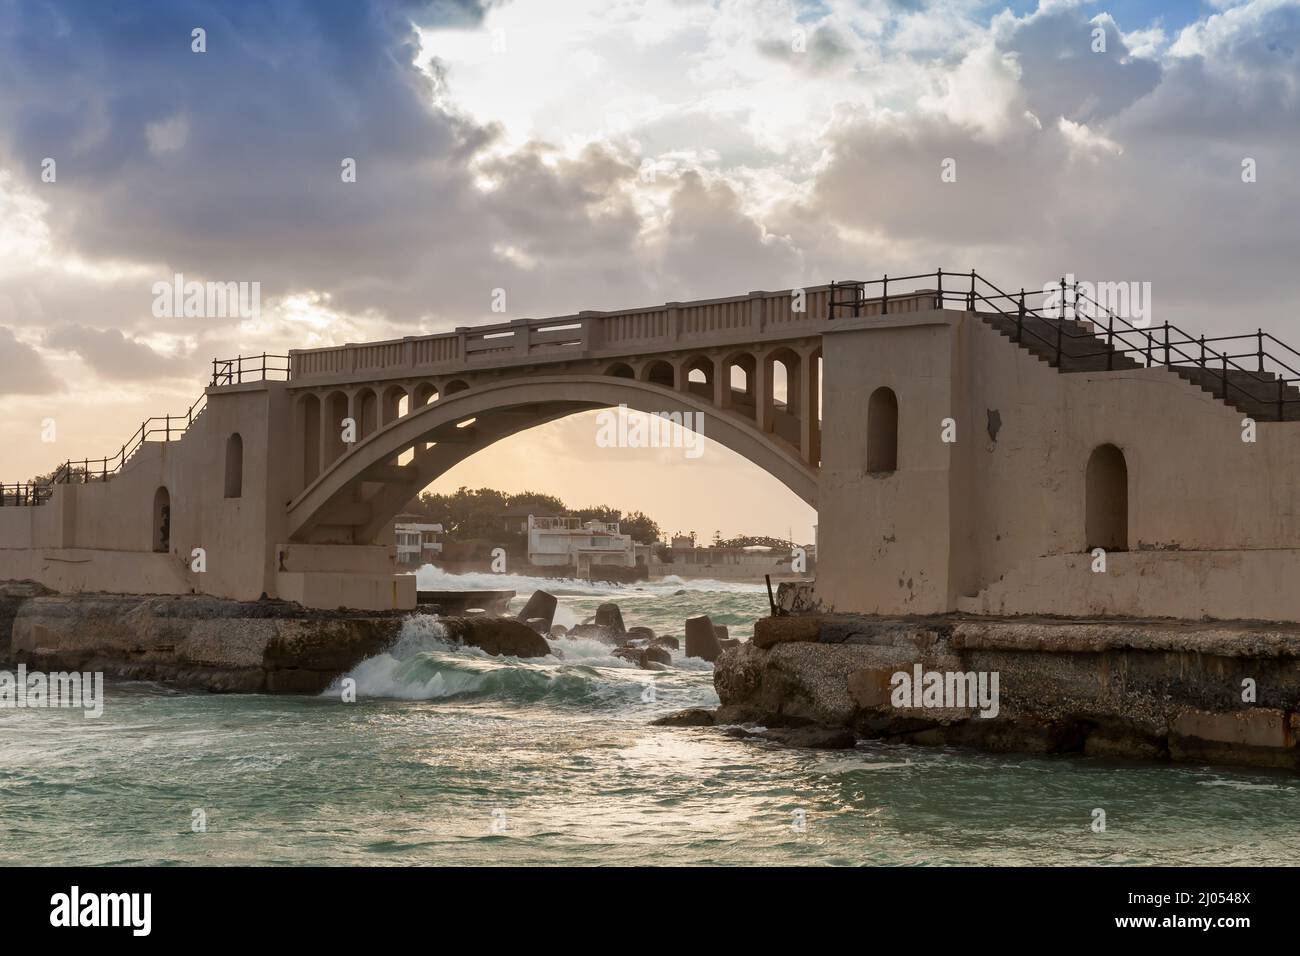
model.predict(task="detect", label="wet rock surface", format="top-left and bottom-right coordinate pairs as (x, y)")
top-left (707, 611), bottom-right (1300, 770)
top-left (2, 583), bottom-right (404, 694)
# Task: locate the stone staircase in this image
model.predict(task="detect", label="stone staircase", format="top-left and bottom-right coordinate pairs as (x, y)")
top-left (981, 313), bottom-right (1141, 373)
top-left (981, 312), bottom-right (1300, 421)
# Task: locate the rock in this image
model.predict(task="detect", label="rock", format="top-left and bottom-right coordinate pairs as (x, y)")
top-left (653, 634), bottom-right (680, 650)
top-left (673, 589), bottom-right (687, 596)
top-left (752, 615), bottom-right (821, 648)
top-left (641, 645), bottom-right (672, 667)
top-left (438, 616), bottom-right (551, 658)
top-left (594, 602), bottom-right (626, 636)
top-left (549, 624), bottom-right (568, 638)
top-left (515, 590), bottom-right (557, 631)
top-left (612, 646), bottom-right (641, 664)
top-left (651, 708), bottom-right (715, 727)
top-left (761, 725), bottom-right (857, 749)
top-left (569, 623), bottom-right (618, 643)
top-left (718, 638), bottom-right (739, 652)
top-left (713, 624), bottom-right (730, 641)
top-left (627, 625), bottom-right (656, 642)
top-left (684, 614), bottom-right (721, 662)
top-left (614, 644), bottom-right (673, 668)
top-left (6, 590), bottom-right (403, 694)
top-left (523, 617), bottom-right (550, 634)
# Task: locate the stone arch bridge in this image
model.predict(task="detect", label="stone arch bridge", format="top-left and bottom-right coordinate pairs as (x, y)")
top-left (9, 270), bottom-right (1300, 621)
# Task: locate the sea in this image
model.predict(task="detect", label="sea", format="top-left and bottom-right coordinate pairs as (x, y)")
top-left (1, 569), bottom-right (1297, 866)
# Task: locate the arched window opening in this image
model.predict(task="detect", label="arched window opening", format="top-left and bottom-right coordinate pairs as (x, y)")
top-left (224, 433), bottom-right (243, 498)
top-left (606, 363), bottom-right (634, 379)
top-left (685, 357), bottom-right (714, 400)
top-left (643, 361), bottom-right (674, 388)
top-left (153, 486), bottom-right (171, 553)
top-left (1086, 443), bottom-right (1128, 551)
top-left (867, 387), bottom-right (898, 473)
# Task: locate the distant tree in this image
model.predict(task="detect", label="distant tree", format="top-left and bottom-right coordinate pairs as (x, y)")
top-left (717, 535), bottom-right (794, 550)
top-left (400, 486), bottom-right (666, 546)
top-left (619, 510), bottom-right (660, 544)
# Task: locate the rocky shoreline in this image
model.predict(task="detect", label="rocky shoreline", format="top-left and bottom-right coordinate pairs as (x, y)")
top-left (0, 581), bottom-right (715, 694)
top-left (657, 610), bottom-right (1300, 769)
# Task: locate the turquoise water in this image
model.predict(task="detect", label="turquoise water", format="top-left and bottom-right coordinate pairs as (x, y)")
top-left (1, 572), bottom-right (1298, 866)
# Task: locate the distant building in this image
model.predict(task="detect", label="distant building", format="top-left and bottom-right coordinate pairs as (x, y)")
top-left (394, 514), bottom-right (443, 568)
top-left (526, 514), bottom-right (634, 575)
top-left (501, 504), bottom-right (560, 534)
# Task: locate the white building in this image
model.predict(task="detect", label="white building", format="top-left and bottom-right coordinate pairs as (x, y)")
top-left (394, 517), bottom-right (443, 568)
top-left (526, 515), bottom-right (634, 573)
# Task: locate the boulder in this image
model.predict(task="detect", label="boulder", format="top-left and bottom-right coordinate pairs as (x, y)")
top-left (641, 645), bottom-right (672, 667)
top-left (653, 634), bottom-right (680, 650)
top-left (594, 602), bottom-right (626, 636)
top-left (614, 644), bottom-right (673, 668)
top-left (549, 623), bottom-right (569, 638)
top-left (570, 623), bottom-right (618, 643)
top-left (515, 590), bottom-right (557, 631)
top-left (762, 725), bottom-right (857, 749)
top-left (438, 616), bottom-right (551, 658)
top-left (627, 625), bottom-right (656, 642)
top-left (713, 624), bottom-right (730, 641)
top-left (523, 617), bottom-right (550, 635)
top-left (752, 615), bottom-right (821, 648)
top-left (684, 614), bottom-right (721, 662)
top-left (651, 708), bottom-right (715, 727)
top-left (718, 638), bottom-right (740, 652)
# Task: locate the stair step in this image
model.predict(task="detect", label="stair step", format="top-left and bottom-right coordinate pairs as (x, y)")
top-left (982, 314), bottom-right (1141, 371)
top-left (1173, 367), bottom-right (1300, 420)
top-left (983, 311), bottom-right (1300, 421)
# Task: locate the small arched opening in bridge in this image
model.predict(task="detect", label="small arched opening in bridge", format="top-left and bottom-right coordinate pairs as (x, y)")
top-left (325, 391), bottom-right (349, 461)
top-left (866, 387), bottom-right (898, 474)
top-left (684, 356), bottom-right (714, 400)
top-left (641, 360), bottom-right (674, 388)
top-left (382, 385), bottom-right (408, 426)
top-left (443, 380), bottom-right (469, 396)
top-left (414, 383), bottom-right (439, 406)
top-left (224, 433), bottom-right (243, 498)
top-left (724, 352), bottom-right (757, 419)
top-left (605, 362), bottom-right (635, 379)
top-left (152, 486), bottom-right (171, 553)
top-left (1086, 443), bottom-right (1128, 552)
top-left (357, 388), bottom-right (379, 441)
top-left (300, 394), bottom-right (321, 484)
top-left (767, 348), bottom-right (801, 414)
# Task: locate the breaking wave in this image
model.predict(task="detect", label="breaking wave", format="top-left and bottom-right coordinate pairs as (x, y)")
top-left (326, 613), bottom-right (716, 706)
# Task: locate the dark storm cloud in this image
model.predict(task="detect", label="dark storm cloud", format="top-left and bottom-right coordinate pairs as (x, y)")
top-left (0, 0), bottom-right (506, 322)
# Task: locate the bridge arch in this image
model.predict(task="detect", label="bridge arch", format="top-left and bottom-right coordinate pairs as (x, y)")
top-left (286, 374), bottom-right (818, 543)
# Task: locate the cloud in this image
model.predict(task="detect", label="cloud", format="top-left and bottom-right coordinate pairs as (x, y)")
top-left (43, 325), bottom-right (182, 381)
top-left (0, 327), bottom-right (59, 395)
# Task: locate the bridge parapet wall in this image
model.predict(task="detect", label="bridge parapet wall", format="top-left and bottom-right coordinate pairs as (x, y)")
top-left (286, 286), bottom-right (936, 383)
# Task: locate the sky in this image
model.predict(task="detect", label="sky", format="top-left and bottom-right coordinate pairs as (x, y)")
top-left (0, 0), bottom-right (1297, 543)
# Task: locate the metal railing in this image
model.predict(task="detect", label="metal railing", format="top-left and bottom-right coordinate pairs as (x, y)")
top-left (1, 393), bottom-right (209, 506)
top-left (9, 270), bottom-right (1300, 506)
top-left (828, 269), bottom-right (1300, 421)
top-left (211, 353), bottom-right (291, 387)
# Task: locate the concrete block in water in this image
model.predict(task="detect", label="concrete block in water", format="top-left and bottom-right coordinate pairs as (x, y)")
top-left (684, 614), bottom-right (721, 662)
top-left (516, 590), bottom-right (557, 631)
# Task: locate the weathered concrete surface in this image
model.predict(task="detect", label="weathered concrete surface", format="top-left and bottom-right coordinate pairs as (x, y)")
top-left (2, 582), bottom-right (403, 693)
top-left (715, 612), bottom-right (1300, 769)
